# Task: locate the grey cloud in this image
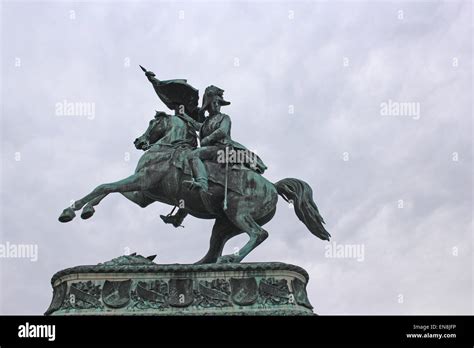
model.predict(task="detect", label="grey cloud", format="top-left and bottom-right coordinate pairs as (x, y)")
top-left (0, 0), bottom-right (471, 314)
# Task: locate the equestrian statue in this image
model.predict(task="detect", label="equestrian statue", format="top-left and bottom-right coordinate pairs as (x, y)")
top-left (58, 66), bottom-right (330, 264)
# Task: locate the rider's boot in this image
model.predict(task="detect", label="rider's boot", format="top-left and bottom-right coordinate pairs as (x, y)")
top-left (183, 158), bottom-right (209, 192)
top-left (183, 176), bottom-right (208, 191)
top-left (160, 209), bottom-right (188, 227)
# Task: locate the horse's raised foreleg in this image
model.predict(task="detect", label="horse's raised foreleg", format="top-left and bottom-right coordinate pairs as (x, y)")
top-left (59, 173), bottom-right (148, 222)
top-left (80, 191), bottom-right (154, 220)
top-left (194, 218), bottom-right (241, 264)
top-left (79, 194), bottom-right (106, 219)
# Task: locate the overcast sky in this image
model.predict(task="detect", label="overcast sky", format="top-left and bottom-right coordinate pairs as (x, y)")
top-left (0, 0), bottom-right (472, 315)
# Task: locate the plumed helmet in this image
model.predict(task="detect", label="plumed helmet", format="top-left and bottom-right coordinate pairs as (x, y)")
top-left (201, 85), bottom-right (231, 111)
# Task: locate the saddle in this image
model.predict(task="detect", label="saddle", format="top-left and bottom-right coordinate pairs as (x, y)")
top-left (169, 145), bottom-right (251, 196)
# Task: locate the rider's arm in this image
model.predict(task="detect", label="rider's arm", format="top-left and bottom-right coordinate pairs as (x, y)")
top-left (202, 114), bottom-right (231, 145)
top-left (177, 113), bottom-right (201, 131)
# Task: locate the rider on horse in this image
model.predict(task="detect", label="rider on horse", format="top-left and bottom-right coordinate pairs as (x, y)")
top-left (183, 85), bottom-right (266, 192)
top-left (139, 67), bottom-right (267, 226)
top-left (58, 67), bottom-right (330, 263)
top-left (162, 86), bottom-right (267, 227)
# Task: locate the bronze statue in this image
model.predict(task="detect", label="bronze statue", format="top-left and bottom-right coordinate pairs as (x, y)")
top-left (58, 67), bottom-right (330, 264)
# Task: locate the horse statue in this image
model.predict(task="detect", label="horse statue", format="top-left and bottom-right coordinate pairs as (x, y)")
top-left (58, 67), bottom-right (330, 264)
top-left (58, 110), bottom-right (330, 264)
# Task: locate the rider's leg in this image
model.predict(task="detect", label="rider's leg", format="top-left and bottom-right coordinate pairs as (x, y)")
top-left (184, 146), bottom-right (220, 191)
top-left (161, 147), bottom-right (220, 222)
top-left (189, 156), bottom-right (208, 190)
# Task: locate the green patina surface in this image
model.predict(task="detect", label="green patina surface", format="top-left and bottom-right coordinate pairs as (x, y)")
top-left (46, 254), bottom-right (315, 316)
top-left (58, 66), bottom-right (330, 265)
top-left (54, 68), bottom-right (331, 315)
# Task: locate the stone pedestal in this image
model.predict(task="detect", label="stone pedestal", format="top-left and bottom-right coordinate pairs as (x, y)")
top-left (45, 254), bottom-right (314, 316)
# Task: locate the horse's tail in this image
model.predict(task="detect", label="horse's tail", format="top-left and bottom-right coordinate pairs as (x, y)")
top-left (274, 178), bottom-right (330, 241)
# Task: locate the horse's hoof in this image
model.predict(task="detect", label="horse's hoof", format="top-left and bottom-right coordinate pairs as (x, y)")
top-left (81, 205), bottom-right (95, 220)
top-left (58, 207), bottom-right (76, 223)
top-left (194, 257), bottom-right (215, 265)
top-left (216, 255), bottom-right (240, 264)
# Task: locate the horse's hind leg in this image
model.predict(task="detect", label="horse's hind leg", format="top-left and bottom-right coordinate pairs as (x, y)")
top-left (217, 206), bottom-right (269, 264)
top-left (195, 218), bottom-right (241, 264)
top-left (80, 191), bottom-right (154, 220)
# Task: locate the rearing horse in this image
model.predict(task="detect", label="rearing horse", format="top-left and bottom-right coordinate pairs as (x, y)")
top-left (58, 111), bottom-right (330, 263)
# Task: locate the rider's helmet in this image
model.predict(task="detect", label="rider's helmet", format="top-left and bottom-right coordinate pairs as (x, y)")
top-left (201, 85), bottom-right (231, 112)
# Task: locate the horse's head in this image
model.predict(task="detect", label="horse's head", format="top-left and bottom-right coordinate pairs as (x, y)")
top-left (134, 111), bottom-right (170, 150)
